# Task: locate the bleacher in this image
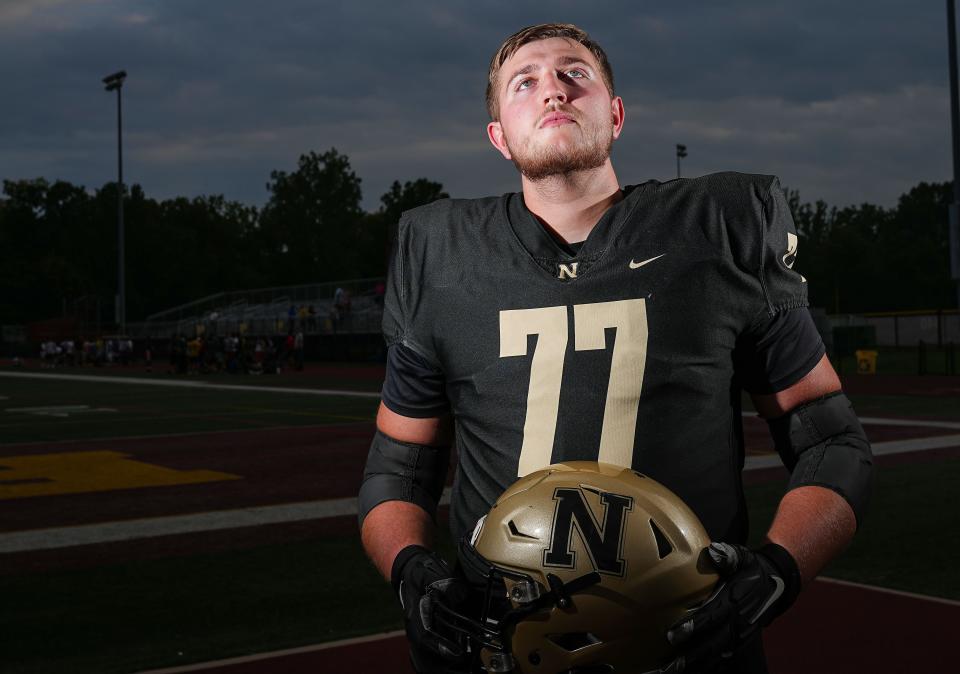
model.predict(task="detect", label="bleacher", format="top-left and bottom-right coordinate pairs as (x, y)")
top-left (130, 278), bottom-right (385, 338)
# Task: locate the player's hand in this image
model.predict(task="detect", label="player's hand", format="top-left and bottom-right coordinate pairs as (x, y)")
top-left (392, 545), bottom-right (471, 674)
top-left (662, 542), bottom-right (801, 673)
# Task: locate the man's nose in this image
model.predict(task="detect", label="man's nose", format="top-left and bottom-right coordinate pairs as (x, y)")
top-left (543, 72), bottom-right (569, 105)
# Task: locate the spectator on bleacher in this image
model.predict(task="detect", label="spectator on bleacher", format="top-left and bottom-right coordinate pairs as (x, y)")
top-left (62, 339), bottom-right (76, 367)
top-left (297, 304), bottom-right (309, 329)
top-left (307, 304), bottom-right (317, 331)
top-left (187, 336), bottom-right (201, 374)
top-left (40, 341), bottom-right (53, 368)
top-left (265, 335), bottom-right (280, 374)
top-left (284, 331), bottom-right (295, 369)
top-left (82, 339), bottom-right (97, 365)
top-left (225, 334), bottom-right (240, 373)
top-left (119, 338), bottom-right (132, 367)
top-left (294, 329), bottom-right (304, 371)
top-left (334, 287), bottom-right (351, 314)
top-left (251, 338), bottom-right (265, 375)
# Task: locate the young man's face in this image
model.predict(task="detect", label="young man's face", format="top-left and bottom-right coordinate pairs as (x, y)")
top-left (487, 37), bottom-right (624, 181)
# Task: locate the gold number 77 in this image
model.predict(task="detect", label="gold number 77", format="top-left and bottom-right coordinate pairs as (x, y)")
top-left (499, 299), bottom-right (649, 477)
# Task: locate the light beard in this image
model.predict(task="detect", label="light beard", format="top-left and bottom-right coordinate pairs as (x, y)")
top-left (507, 121), bottom-right (613, 182)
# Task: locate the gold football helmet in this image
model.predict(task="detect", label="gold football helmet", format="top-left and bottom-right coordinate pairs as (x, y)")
top-left (453, 461), bottom-right (718, 674)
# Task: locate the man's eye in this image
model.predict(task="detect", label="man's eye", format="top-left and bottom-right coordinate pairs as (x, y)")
top-left (516, 78), bottom-right (533, 91)
top-left (566, 69), bottom-right (585, 78)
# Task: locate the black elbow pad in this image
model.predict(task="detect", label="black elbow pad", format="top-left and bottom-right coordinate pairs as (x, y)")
top-left (357, 430), bottom-right (450, 528)
top-left (767, 392), bottom-right (874, 527)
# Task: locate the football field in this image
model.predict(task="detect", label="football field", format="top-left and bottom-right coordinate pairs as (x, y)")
top-left (1, 363), bottom-right (958, 673)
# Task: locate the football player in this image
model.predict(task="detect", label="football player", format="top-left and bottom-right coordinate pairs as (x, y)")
top-left (359, 23), bottom-right (873, 674)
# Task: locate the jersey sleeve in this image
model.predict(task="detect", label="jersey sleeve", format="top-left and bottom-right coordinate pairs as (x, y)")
top-left (757, 177), bottom-right (808, 314)
top-left (381, 343), bottom-right (450, 418)
top-left (381, 211), bottom-right (443, 369)
top-left (733, 307), bottom-right (826, 394)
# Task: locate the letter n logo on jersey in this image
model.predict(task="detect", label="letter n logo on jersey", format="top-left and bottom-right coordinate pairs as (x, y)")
top-left (543, 486), bottom-right (633, 577)
top-left (557, 262), bottom-right (578, 279)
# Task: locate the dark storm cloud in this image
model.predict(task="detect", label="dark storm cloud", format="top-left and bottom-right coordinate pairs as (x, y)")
top-left (0, 0), bottom-right (952, 210)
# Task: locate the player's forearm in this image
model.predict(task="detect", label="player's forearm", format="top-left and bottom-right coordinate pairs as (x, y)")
top-left (361, 500), bottom-right (435, 581)
top-left (764, 484), bottom-right (856, 585)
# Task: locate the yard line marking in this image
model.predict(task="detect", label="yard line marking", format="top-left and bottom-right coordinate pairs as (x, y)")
top-left (0, 371), bottom-right (381, 398)
top-left (135, 631), bottom-right (406, 673)
top-left (742, 433), bottom-right (960, 470)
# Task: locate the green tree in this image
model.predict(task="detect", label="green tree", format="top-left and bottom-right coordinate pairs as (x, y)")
top-left (259, 149), bottom-right (364, 284)
top-left (355, 178), bottom-right (450, 277)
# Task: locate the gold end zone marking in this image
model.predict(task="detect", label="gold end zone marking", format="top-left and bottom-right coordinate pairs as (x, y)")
top-left (0, 451), bottom-right (240, 499)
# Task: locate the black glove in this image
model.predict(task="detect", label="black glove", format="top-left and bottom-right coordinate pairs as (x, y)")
top-left (662, 542), bottom-right (802, 673)
top-left (391, 544), bottom-right (471, 674)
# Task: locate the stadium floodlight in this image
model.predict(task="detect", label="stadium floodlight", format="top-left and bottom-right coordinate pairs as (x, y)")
top-left (676, 144), bottom-right (687, 178)
top-left (103, 69), bottom-right (127, 333)
top-left (102, 70), bottom-right (127, 91)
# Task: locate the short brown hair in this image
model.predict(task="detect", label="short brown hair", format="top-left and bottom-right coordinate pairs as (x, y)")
top-left (485, 23), bottom-right (615, 121)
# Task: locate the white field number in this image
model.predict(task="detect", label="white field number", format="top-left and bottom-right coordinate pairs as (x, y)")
top-left (499, 299), bottom-right (649, 476)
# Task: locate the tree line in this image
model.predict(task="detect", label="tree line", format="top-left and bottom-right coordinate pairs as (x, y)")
top-left (0, 148), bottom-right (955, 324)
top-left (785, 181), bottom-right (955, 313)
top-left (0, 149), bottom-right (446, 324)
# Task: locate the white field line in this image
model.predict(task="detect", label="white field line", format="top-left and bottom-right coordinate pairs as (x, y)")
top-left (5, 428), bottom-right (960, 554)
top-left (742, 433), bottom-right (960, 470)
top-left (0, 371), bottom-right (381, 398)
top-left (135, 631), bottom-right (406, 673)
top-left (816, 576), bottom-right (960, 607)
top-left (742, 411), bottom-right (960, 431)
top-left (135, 577), bottom-right (959, 673)
top-left (0, 490), bottom-right (452, 554)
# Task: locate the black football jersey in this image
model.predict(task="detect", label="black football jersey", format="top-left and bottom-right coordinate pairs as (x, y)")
top-left (383, 172), bottom-right (810, 544)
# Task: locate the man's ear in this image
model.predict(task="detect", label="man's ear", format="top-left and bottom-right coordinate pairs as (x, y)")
top-left (611, 96), bottom-right (625, 140)
top-left (487, 121), bottom-right (512, 160)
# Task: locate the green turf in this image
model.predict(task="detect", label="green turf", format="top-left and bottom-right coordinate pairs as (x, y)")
top-left (3, 455), bottom-right (958, 674)
top-left (0, 376), bottom-right (379, 443)
top-left (0, 537), bottom-right (396, 674)
top-left (746, 458), bottom-right (960, 599)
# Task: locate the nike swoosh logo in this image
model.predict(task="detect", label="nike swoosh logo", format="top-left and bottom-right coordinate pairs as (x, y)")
top-left (749, 576), bottom-right (785, 625)
top-left (629, 253), bottom-right (666, 269)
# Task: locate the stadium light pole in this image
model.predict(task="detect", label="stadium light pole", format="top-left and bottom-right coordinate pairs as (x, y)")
top-left (676, 144), bottom-right (687, 178)
top-left (949, 1), bottom-right (960, 309)
top-left (103, 70), bottom-right (127, 334)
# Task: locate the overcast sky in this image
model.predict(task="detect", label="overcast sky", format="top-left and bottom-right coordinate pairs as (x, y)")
top-left (0, 0), bottom-right (953, 212)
